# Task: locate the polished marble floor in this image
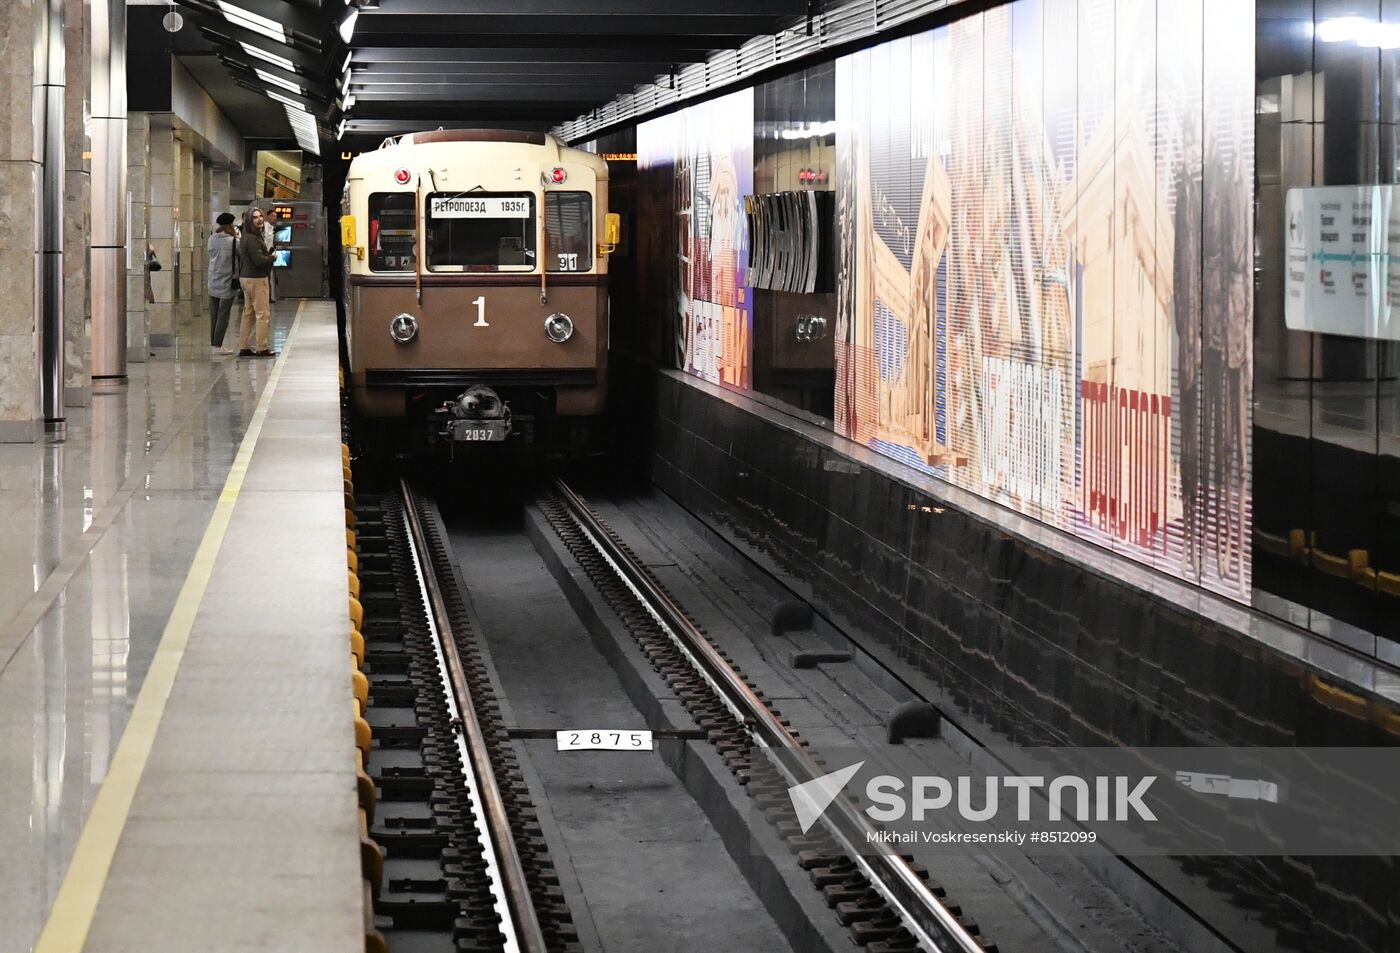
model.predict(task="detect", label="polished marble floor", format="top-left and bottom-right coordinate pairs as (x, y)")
top-left (0, 310), bottom-right (297, 952)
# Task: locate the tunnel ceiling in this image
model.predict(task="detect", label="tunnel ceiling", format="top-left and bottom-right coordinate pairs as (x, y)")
top-left (170, 0), bottom-right (807, 153)
top-left (339, 0), bottom-right (807, 142)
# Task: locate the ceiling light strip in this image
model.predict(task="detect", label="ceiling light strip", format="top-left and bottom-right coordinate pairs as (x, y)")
top-left (255, 67), bottom-right (303, 94)
top-left (239, 41), bottom-right (296, 71)
top-left (217, 0), bottom-right (287, 43)
top-left (552, 0), bottom-right (970, 142)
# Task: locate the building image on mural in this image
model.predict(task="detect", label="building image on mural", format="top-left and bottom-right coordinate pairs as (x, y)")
top-left (832, 0), bottom-right (1254, 599)
top-left (638, 89), bottom-right (754, 389)
top-left (835, 33), bottom-right (962, 468)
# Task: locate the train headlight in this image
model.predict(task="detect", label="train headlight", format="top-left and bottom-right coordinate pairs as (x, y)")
top-left (543, 312), bottom-right (574, 343)
top-left (389, 312), bottom-right (419, 344)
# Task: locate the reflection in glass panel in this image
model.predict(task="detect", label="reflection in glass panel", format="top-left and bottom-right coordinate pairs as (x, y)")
top-left (578, 129), bottom-right (643, 357)
top-left (1254, 1), bottom-right (1400, 657)
top-left (751, 64), bottom-right (837, 421)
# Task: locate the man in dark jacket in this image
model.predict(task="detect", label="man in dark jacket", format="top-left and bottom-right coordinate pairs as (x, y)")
top-left (237, 206), bottom-right (276, 356)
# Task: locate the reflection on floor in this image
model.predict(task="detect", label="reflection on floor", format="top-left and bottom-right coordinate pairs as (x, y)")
top-left (0, 307), bottom-right (296, 950)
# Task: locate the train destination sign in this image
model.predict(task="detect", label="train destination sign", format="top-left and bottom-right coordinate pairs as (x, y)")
top-left (430, 195), bottom-right (530, 219)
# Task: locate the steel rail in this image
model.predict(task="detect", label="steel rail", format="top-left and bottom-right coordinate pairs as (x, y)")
top-left (401, 479), bottom-right (549, 953)
top-left (551, 477), bottom-right (985, 953)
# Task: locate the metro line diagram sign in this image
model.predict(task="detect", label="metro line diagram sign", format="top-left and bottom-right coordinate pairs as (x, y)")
top-left (430, 196), bottom-right (530, 219)
top-left (1284, 185), bottom-right (1400, 341)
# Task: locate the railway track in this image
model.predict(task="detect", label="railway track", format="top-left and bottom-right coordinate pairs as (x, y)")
top-left (539, 478), bottom-right (995, 953)
top-left (357, 481), bottom-right (578, 952)
top-left (355, 471), bottom-right (995, 952)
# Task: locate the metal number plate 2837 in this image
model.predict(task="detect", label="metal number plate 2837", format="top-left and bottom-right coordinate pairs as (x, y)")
top-left (443, 418), bottom-right (511, 442)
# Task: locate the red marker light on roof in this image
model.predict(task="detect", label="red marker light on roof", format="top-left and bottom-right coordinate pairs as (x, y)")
top-left (394, 168), bottom-right (411, 185)
top-left (550, 167), bottom-right (567, 184)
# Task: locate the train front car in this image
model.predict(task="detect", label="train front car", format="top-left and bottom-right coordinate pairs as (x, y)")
top-left (342, 130), bottom-right (614, 451)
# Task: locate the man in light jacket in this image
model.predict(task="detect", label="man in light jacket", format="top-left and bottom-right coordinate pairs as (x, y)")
top-left (207, 212), bottom-right (239, 354)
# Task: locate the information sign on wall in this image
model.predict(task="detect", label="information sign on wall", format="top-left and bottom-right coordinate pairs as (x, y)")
top-left (1285, 185), bottom-right (1400, 341)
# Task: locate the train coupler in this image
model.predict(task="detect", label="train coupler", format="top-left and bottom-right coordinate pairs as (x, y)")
top-left (437, 385), bottom-right (512, 443)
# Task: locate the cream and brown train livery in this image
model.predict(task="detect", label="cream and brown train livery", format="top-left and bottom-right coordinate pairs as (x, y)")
top-left (341, 129), bottom-right (618, 446)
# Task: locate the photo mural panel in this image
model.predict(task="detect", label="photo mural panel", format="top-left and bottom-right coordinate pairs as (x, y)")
top-left (639, 0), bottom-right (1253, 601)
top-left (833, 0), bottom-right (1254, 600)
top-left (638, 88), bottom-right (755, 388)
top-left (1200, 0), bottom-right (1255, 597)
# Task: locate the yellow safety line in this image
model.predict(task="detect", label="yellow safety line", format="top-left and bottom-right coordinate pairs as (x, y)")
top-left (34, 301), bottom-right (308, 953)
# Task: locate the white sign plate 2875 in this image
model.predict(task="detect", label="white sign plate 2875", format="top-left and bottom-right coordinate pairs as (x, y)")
top-left (555, 730), bottom-right (653, 751)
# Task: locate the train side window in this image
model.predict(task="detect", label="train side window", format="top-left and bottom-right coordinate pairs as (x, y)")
top-left (545, 191), bottom-right (593, 272)
top-left (368, 192), bottom-right (417, 272)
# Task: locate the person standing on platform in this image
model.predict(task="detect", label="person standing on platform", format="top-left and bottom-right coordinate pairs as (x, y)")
top-left (207, 212), bottom-right (240, 355)
top-left (237, 206), bottom-right (276, 357)
top-left (264, 208), bottom-right (279, 303)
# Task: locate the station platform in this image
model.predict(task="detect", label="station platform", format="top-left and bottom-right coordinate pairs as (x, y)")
top-left (0, 301), bottom-right (363, 952)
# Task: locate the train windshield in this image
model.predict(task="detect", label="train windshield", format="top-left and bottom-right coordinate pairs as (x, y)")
top-left (425, 192), bottom-right (536, 272)
top-left (545, 191), bottom-right (593, 273)
top-left (367, 192), bottom-right (417, 272)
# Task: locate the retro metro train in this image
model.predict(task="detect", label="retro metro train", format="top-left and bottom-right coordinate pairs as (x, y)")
top-left (340, 129), bottom-right (618, 449)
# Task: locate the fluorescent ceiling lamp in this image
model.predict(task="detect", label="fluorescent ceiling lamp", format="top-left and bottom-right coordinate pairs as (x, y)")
top-left (778, 120), bottom-right (837, 140)
top-left (339, 69), bottom-right (353, 97)
top-left (217, 1), bottom-right (287, 43)
top-left (336, 118), bottom-right (347, 140)
top-left (255, 68), bottom-right (303, 94)
top-left (341, 50), bottom-right (353, 73)
top-left (339, 7), bottom-right (359, 43)
top-left (266, 89), bottom-right (305, 110)
top-left (286, 104), bottom-right (321, 156)
top-left (1316, 16), bottom-right (1400, 48)
top-left (240, 41), bottom-right (295, 71)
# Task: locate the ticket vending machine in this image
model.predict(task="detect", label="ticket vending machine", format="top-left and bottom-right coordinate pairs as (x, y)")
top-left (268, 201), bottom-right (327, 298)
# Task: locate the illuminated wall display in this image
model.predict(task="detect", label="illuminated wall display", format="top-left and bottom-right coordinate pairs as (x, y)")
top-left (636, 0), bottom-right (1255, 603)
top-left (639, 88), bottom-right (754, 388)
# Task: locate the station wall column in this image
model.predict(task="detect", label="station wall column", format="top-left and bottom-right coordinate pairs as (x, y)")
top-left (192, 158), bottom-right (209, 324)
top-left (0, 1), bottom-right (49, 441)
top-left (146, 124), bottom-right (175, 346)
top-left (36, 0), bottom-right (66, 436)
top-left (90, 0), bottom-right (127, 379)
top-left (210, 168), bottom-right (230, 218)
top-left (175, 140), bottom-right (195, 331)
top-left (64, 0), bottom-right (90, 407)
top-left (125, 113), bottom-right (149, 363)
